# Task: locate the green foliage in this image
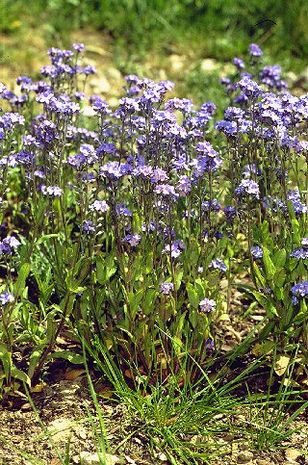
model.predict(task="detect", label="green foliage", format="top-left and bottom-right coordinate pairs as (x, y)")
top-left (1, 0), bottom-right (308, 62)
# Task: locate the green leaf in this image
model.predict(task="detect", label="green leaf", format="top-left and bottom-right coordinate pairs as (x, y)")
top-left (195, 279), bottom-right (206, 300)
top-left (96, 255), bottom-right (117, 285)
top-left (273, 249), bottom-right (286, 268)
top-left (49, 350), bottom-right (84, 364)
top-left (11, 367), bottom-right (31, 386)
top-left (175, 311), bottom-right (187, 338)
top-left (35, 234), bottom-right (59, 245)
top-left (28, 348), bottom-right (44, 379)
top-left (252, 262), bottom-right (266, 287)
top-left (174, 269), bottom-right (183, 290)
top-left (145, 252), bottom-right (153, 274)
top-left (291, 218), bottom-right (300, 243)
top-left (0, 343), bottom-right (12, 380)
top-left (69, 284), bottom-right (87, 294)
top-left (128, 289), bottom-right (144, 318)
top-left (46, 309), bottom-right (59, 342)
top-left (262, 248), bottom-right (275, 280)
top-left (293, 298), bottom-right (308, 323)
top-left (274, 268), bottom-right (286, 290)
top-left (251, 290), bottom-right (278, 317)
top-left (143, 288), bottom-right (157, 315)
top-left (14, 262), bottom-right (31, 298)
top-left (187, 283), bottom-right (199, 309)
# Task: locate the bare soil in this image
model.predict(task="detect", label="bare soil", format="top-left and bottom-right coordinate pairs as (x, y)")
top-left (0, 371), bottom-right (307, 465)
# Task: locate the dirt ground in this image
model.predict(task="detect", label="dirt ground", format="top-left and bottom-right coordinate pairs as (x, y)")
top-left (0, 370), bottom-right (307, 465)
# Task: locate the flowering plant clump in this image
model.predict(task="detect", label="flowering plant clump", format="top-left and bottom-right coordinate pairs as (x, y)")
top-left (0, 42), bottom-right (307, 390)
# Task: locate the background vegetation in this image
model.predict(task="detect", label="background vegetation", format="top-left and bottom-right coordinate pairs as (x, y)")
top-left (1, 0), bottom-right (308, 93)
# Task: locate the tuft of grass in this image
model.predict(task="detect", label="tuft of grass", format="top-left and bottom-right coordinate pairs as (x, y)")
top-left (80, 332), bottom-right (307, 464)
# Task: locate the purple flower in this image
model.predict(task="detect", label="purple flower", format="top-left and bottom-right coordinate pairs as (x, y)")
top-left (192, 142), bottom-right (222, 174)
top-left (199, 298), bottom-right (216, 313)
top-left (67, 153), bottom-right (87, 169)
top-left (243, 164), bottom-right (260, 178)
top-left (72, 42), bottom-right (85, 53)
top-left (233, 57), bottom-right (245, 70)
top-left (82, 220), bottom-right (96, 234)
top-left (41, 185), bottom-right (63, 197)
top-left (123, 233), bottom-right (141, 247)
top-left (0, 112), bottom-right (25, 132)
top-left (260, 65), bottom-right (286, 90)
top-left (81, 65), bottom-right (96, 75)
top-left (118, 97), bottom-right (140, 115)
top-left (97, 142), bottom-right (116, 156)
top-left (101, 162), bottom-right (131, 180)
top-left (249, 43), bottom-right (263, 57)
top-left (3, 236), bottom-right (20, 250)
top-left (160, 282), bottom-right (174, 295)
top-left (223, 206), bottom-right (237, 223)
top-left (205, 338), bottom-right (215, 350)
top-left (0, 242), bottom-right (12, 255)
top-left (291, 281), bottom-right (308, 298)
top-left (287, 189), bottom-right (307, 215)
top-left (81, 173), bottom-right (96, 184)
top-left (0, 292), bottom-right (14, 305)
top-left (238, 77), bottom-right (262, 98)
top-left (165, 97), bottom-right (193, 113)
top-left (151, 168), bottom-right (168, 183)
top-left (67, 144), bottom-right (97, 167)
top-left (89, 95), bottom-right (110, 114)
top-left (32, 118), bottom-right (57, 147)
top-left (176, 175), bottom-right (191, 197)
top-left (290, 248), bottom-right (308, 259)
top-left (251, 246), bottom-right (263, 259)
top-left (216, 120), bottom-right (238, 137)
top-left (224, 106), bottom-right (245, 121)
top-left (202, 199), bottom-right (221, 212)
top-left (89, 200), bottom-right (110, 213)
top-left (209, 259), bottom-right (227, 272)
top-left (116, 204), bottom-right (132, 217)
top-left (163, 240), bottom-right (185, 258)
top-left (292, 200), bottom-right (307, 215)
top-left (142, 222), bottom-right (157, 234)
top-left (235, 179), bottom-right (260, 200)
top-left (154, 184), bottom-right (177, 198)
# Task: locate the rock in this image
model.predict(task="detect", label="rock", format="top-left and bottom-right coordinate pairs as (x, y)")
top-left (200, 58), bottom-right (219, 73)
top-left (157, 69), bottom-right (168, 81)
top-left (108, 97), bottom-right (120, 108)
top-left (287, 71), bottom-right (298, 85)
top-left (76, 426), bottom-right (88, 440)
top-left (21, 402), bottom-right (32, 411)
top-left (89, 76), bottom-right (111, 94)
top-left (169, 54), bottom-right (186, 73)
top-left (293, 67), bottom-right (308, 90)
top-left (157, 452), bottom-right (168, 461)
top-left (105, 67), bottom-right (122, 82)
top-left (80, 452), bottom-right (121, 465)
top-left (80, 452), bottom-right (100, 465)
top-left (221, 63), bottom-right (234, 75)
top-left (285, 448), bottom-right (302, 462)
top-left (125, 456), bottom-right (137, 465)
top-left (238, 450), bottom-right (254, 463)
top-left (47, 418), bottom-right (74, 443)
top-left (83, 105), bottom-right (96, 117)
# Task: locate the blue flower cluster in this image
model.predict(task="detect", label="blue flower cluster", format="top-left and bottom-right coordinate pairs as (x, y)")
top-left (0, 42), bottom-right (307, 359)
